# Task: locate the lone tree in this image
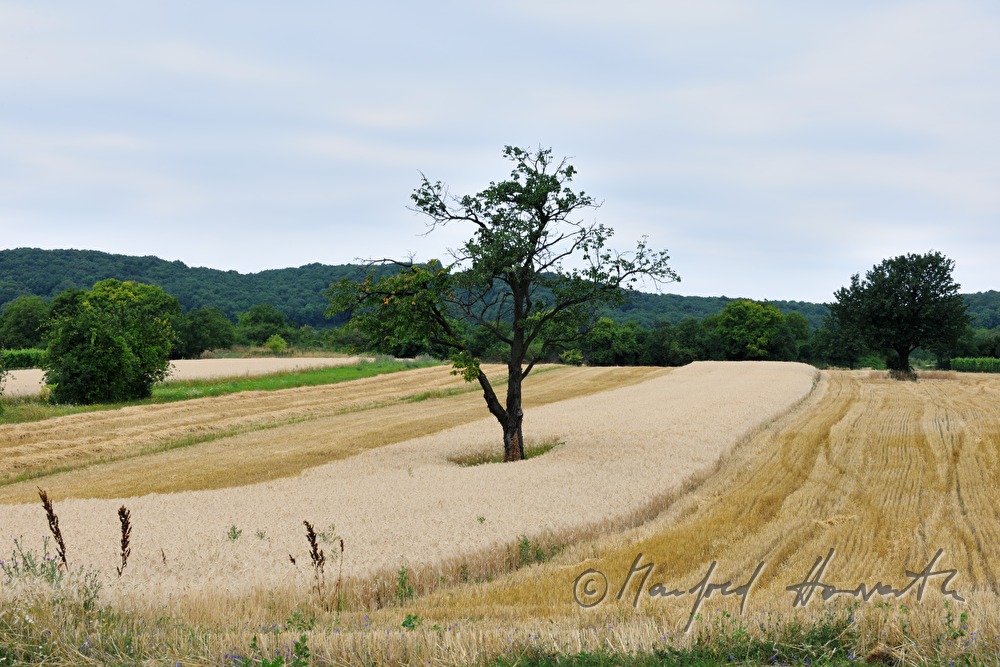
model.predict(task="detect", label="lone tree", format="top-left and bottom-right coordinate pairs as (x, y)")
top-left (45, 279), bottom-right (180, 404)
top-left (828, 251), bottom-right (970, 374)
top-left (327, 146), bottom-right (678, 461)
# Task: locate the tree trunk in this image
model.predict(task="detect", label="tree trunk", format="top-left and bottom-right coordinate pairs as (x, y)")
top-left (473, 366), bottom-right (524, 462)
top-left (503, 362), bottom-right (525, 462)
top-left (887, 346), bottom-right (918, 380)
top-left (893, 346), bottom-right (911, 372)
top-left (503, 415), bottom-right (524, 462)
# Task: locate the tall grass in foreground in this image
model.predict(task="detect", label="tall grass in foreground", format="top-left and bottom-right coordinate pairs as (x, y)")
top-left (4, 484), bottom-right (997, 664)
top-left (2, 575), bottom-right (997, 666)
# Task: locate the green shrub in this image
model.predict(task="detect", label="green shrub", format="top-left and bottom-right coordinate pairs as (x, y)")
top-left (559, 349), bottom-right (584, 366)
top-left (0, 357), bottom-right (6, 415)
top-left (0, 348), bottom-right (47, 370)
top-left (857, 353), bottom-right (887, 370)
top-left (951, 357), bottom-right (1000, 373)
top-left (264, 334), bottom-right (288, 355)
top-left (395, 565), bottom-right (415, 603)
top-left (44, 280), bottom-right (180, 404)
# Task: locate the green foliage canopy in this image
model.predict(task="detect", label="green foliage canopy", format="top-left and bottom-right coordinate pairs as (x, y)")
top-left (0, 295), bottom-right (50, 349)
top-left (328, 146), bottom-right (678, 460)
top-left (717, 300), bottom-right (785, 360)
top-left (829, 251), bottom-right (970, 372)
top-left (44, 279), bottom-right (180, 404)
top-left (173, 306), bottom-right (236, 358)
top-left (236, 303), bottom-right (289, 346)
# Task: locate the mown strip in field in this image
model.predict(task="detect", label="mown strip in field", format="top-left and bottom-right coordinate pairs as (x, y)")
top-left (0, 357), bottom-right (435, 425)
top-left (399, 370), bottom-right (1000, 658)
top-left (0, 365), bottom-right (665, 502)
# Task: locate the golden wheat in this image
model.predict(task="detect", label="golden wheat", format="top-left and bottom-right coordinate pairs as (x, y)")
top-left (6, 364), bottom-right (998, 665)
top-left (0, 365), bottom-right (662, 502)
top-left (396, 370), bottom-right (1000, 657)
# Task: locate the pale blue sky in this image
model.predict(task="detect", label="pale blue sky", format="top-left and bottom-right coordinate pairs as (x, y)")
top-left (1, 1), bottom-right (997, 302)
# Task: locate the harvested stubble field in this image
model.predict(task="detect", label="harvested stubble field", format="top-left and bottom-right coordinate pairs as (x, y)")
top-left (1, 356), bottom-right (371, 398)
top-left (2, 361), bottom-right (1000, 666)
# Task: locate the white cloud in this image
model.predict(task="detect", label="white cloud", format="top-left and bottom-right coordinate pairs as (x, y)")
top-left (0, 1), bottom-right (996, 301)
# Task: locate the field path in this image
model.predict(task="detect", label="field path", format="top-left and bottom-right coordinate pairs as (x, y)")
top-left (0, 361), bottom-right (817, 601)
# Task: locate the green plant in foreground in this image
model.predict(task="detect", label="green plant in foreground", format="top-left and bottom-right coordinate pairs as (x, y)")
top-left (516, 535), bottom-right (558, 567)
top-left (227, 525), bottom-right (243, 541)
top-left (401, 613), bottom-right (422, 631)
top-left (315, 523), bottom-right (339, 547)
top-left (1, 536), bottom-right (63, 585)
top-left (239, 634), bottom-right (310, 667)
top-left (285, 610), bottom-right (315, 632)
top-left (486, 606), bottom-right (860, 666)
top-left (395, 565), bottom-right (415, 603)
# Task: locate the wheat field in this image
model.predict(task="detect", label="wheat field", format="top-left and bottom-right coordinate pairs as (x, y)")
top-left (2, 362), bottom-right (999, 665)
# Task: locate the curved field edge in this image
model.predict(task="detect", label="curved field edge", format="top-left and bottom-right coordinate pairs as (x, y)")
top-left (0, 365), bottom-right (664, 502)
top-left (0, 362), bottom-right (828, 666)
top-left (0, 356), bottom-right (428, 424)
top-left (380, 369), bottom-right (1000, 666)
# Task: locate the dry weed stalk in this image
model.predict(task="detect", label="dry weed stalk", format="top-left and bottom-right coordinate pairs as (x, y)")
top-left (116, 505), bottom-right (132, 577)
top-left (37, 487), bottom-right (67, 569)
top-left (303, 520), bottom-right (325, 574)
top-left (303, 520), bottom-right (327, 605)
top-left (335, 537), bottom-right (345, 613)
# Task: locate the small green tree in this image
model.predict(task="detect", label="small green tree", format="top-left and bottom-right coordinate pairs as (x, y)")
top-left (0, 295), bottom-right (51, 349)
top-left (328, 146), bottom-right (678, 461)
top-left (717, 300), bottom-right (785, 360)
top-left (582, 318), bottom-right (643, 366)
top-left (264, 334), bottom-right (288, 354)
top-left (236, 304), bottom-right (288, 346)
top-left (44, 279), bottom-right (180, 404)
top-left (173, 306), bottom-right (236, 358)
top-left (829, 251), bottom-right (970, 373)
top-left (0, 353), bottom-right (8, 415)
top-left (639, 321), bottom-right (696, 366)
top-left (813, 314), bottom-right (868, 369)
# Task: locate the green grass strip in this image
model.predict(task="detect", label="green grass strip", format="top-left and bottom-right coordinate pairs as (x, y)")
top-left (448, 438), bottom-right (563, 467)
top-left (0, 358), bottom-right (440, 425)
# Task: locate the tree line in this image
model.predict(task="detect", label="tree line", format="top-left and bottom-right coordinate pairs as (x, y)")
top-left (5, 248), bottom-right (999, 332)
top-left (2, 277), bottom-right (998, 371)
top-left (0, 292), bottom-right (320, 362)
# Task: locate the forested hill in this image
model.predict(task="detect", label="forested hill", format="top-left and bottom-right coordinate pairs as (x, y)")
top-left (0, 248), bottom-right (362, 327)
top-left (2, 247), bottom-right (997, 329)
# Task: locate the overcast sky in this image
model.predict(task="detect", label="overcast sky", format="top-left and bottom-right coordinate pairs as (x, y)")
top-left (1, 1), bottom-right (997, 303)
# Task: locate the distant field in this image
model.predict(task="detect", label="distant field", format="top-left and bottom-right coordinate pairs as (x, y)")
top-left (3, 363), bottom-right (999, 665)
top-left (2, 356), bottom-right (371, 397)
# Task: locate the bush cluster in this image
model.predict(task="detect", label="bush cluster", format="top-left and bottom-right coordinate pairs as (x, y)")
top-left (0, 348), bottom-right (47, 370)
top-left (951, 357), bottom-right (1000, 373)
